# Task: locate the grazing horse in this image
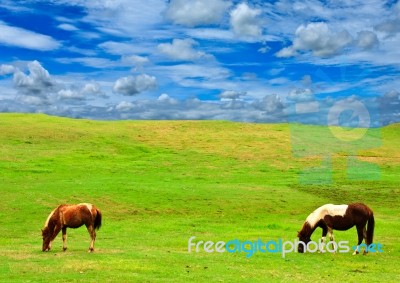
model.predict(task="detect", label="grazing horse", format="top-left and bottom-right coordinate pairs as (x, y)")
top-left (297, 203), bottom-right (374, 255)
top-left (42, 203), bottom-right (102, 252)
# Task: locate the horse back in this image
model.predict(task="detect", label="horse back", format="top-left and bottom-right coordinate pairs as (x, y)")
top-left (323, 203), bottom-right (372, 230)
top-left (61, 204), bottom-right (96, 228)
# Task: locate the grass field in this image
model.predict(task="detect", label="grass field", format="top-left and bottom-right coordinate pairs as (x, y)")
top-left (0, 113), bottom-right (399, 282)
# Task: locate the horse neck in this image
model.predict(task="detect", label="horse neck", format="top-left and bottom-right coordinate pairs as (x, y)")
top-left (44, 207), bottom-right (62, 238)
top-left (300, 221), bottom-right (317, 238)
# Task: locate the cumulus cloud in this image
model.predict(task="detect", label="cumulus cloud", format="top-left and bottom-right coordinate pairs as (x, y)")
top-left (18, 95), bottom-right (48, 106)
top-left (356, 31), bottom-right (379, 49)
top-left (0, 64), bottom-right (16, 76)
top-left (277, 22), bottom-right (353, 58)
top-left (157, 93), bottom-right (178, 104)
top-left (107, 94), bottom-right (286, 122)
top-left (122, 55), bottom-right (149, 66)
top-left (230, 3), bottom-right (263, 38)
top-left (287, 88), bottom-right (314, 102)
top-left (3, 60), bottom-right (107, 106)
top-left (158, 38), bottom-right (213, 61)
top-left (13, 61), bottom-right (56, 96)
top-left (58, 89), bottom-right (85, 100)
top-left (115, 101), bottom-right (135, 112)
top-left (219, 90), bottom-right (246, 100)
top-left (113, 74), bottom-right (157, 95)
top-left (252, 94), bottom-right (284, 114)
top-left (0, 21), bottom-right (60, 51)
top-left (58, 83), bottom-right (105, 101)
top-left (82, 82), bottom-right (104, 96)
top-left (121, 55), bottom-right (150, 71)
top-left (165, 0), bottom-right (231, 27)
top-left (374, 19), bottom-right (400, 36)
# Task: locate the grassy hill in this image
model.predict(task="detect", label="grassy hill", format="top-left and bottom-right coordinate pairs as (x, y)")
top-left (0, 113), bottom-right (399, 282)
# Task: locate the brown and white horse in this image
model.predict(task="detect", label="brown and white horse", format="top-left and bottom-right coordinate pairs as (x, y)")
top-left (297, 203), bottom-right (374, 255)
top-left (42, 203), bottom-right (102, 252)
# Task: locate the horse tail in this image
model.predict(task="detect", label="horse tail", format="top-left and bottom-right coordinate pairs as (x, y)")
top-left (94, 208), bottom-right (102, 230)
top-left (366, 211), bottom-right (374, 245)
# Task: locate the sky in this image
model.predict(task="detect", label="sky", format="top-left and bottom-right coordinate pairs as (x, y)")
top-left (0, 0), bottom-right (399, 126)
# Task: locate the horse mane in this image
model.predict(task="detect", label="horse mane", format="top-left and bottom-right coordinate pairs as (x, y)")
top-left (42, 205), bottom-right (64, 238)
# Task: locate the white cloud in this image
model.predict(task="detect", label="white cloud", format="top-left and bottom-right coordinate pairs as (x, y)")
top-left (287, 88), bottom-right (314, 102)
top-left (121, 55), bottom-right (150, 71)
top-left (154, 63), bottom-right (232, 89)
top-left (58, 82), bottom-right (105, 100)
top-left (277, 22), bottom-right (353, 58)
top-left (57, 23), bottom-right (79, 31)
top-left (0, 64), bottom-right (16, 76)
top-left (157, 93), bottom-right (178, 104)
top-left (165, 0), bottom-right (231, 27)
top-left (220, 90), bottom-right (246, 100)
top-left (356, 31), bottom-right (379, 49)
top-left (18, 95), bottom-right (47, 106)
top-left (374, 1), bottom-right (400, 36)
top-left (58, 89), bottom-right (84, 100)
top-left (13, 61), bottom-right (56, 95)
top-left (158, 38), bottom-right (214, 61)
top-left (113, 74), bottom-right (157, 96)
top-left (252, 94), bottom-right (284, 114)
top-left (0, 21), bottom-right (60, 51)
top-left (275, 46), bottom-right (296, 58)
top-left (158, 93), bottom-right (170, 101)
top-left (79, 0), bottom-right (167, 36)
top-left (0, 0), bottom-right (32, 12)
top-left (82, 83), bottom-right (103, 95)
top-left (375, 19), bottom-right (400, 36)
top-left (230, 3), bottom-right (263, 38)
top-left (115, 101), bottom-right (135, 112)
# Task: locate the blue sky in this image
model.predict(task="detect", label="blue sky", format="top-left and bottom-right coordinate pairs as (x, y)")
top-left (0, 0), bottom-right (399, 126)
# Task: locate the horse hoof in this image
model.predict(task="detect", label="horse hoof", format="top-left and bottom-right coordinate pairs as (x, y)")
top-left (63, 248), bottom-right (67, 252)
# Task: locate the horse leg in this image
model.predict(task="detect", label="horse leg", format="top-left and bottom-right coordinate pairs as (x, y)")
top-left (327, 228), bottom-right (335, 252)
top-left (353, 225), bottom-right (364, 255)
top-left (86, 225), bottom-right (96, 252)
top-left (62, 227), bottom-right (67, 251)
top-left (320, 226), bottom-right (328, 253)
top-left (362, 226), bottom-right (368, 255)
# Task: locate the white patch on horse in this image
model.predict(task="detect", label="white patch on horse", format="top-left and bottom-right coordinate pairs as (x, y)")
top-left (44, 208), bottom-right (57, 227)
top-left (327, 204), bottom-right (348, 217)
top-left (305, 204), bottom-right (348, 228)
top-left (79, 203), bottom-right (93, 213)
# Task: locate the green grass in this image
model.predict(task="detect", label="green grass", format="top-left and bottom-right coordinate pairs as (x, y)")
top-left (0, 113), bottom-right (399, 282)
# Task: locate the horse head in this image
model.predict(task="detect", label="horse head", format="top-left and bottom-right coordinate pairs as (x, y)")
top-left (41, 228), bottom-right (51, 252)
top-left (297, 230), bottom-right (311, 253)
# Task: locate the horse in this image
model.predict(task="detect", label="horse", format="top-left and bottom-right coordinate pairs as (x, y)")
top-left (41, 203), bottom-right (102, 252)
top-left (297, 203), bottom-right (374, 255)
